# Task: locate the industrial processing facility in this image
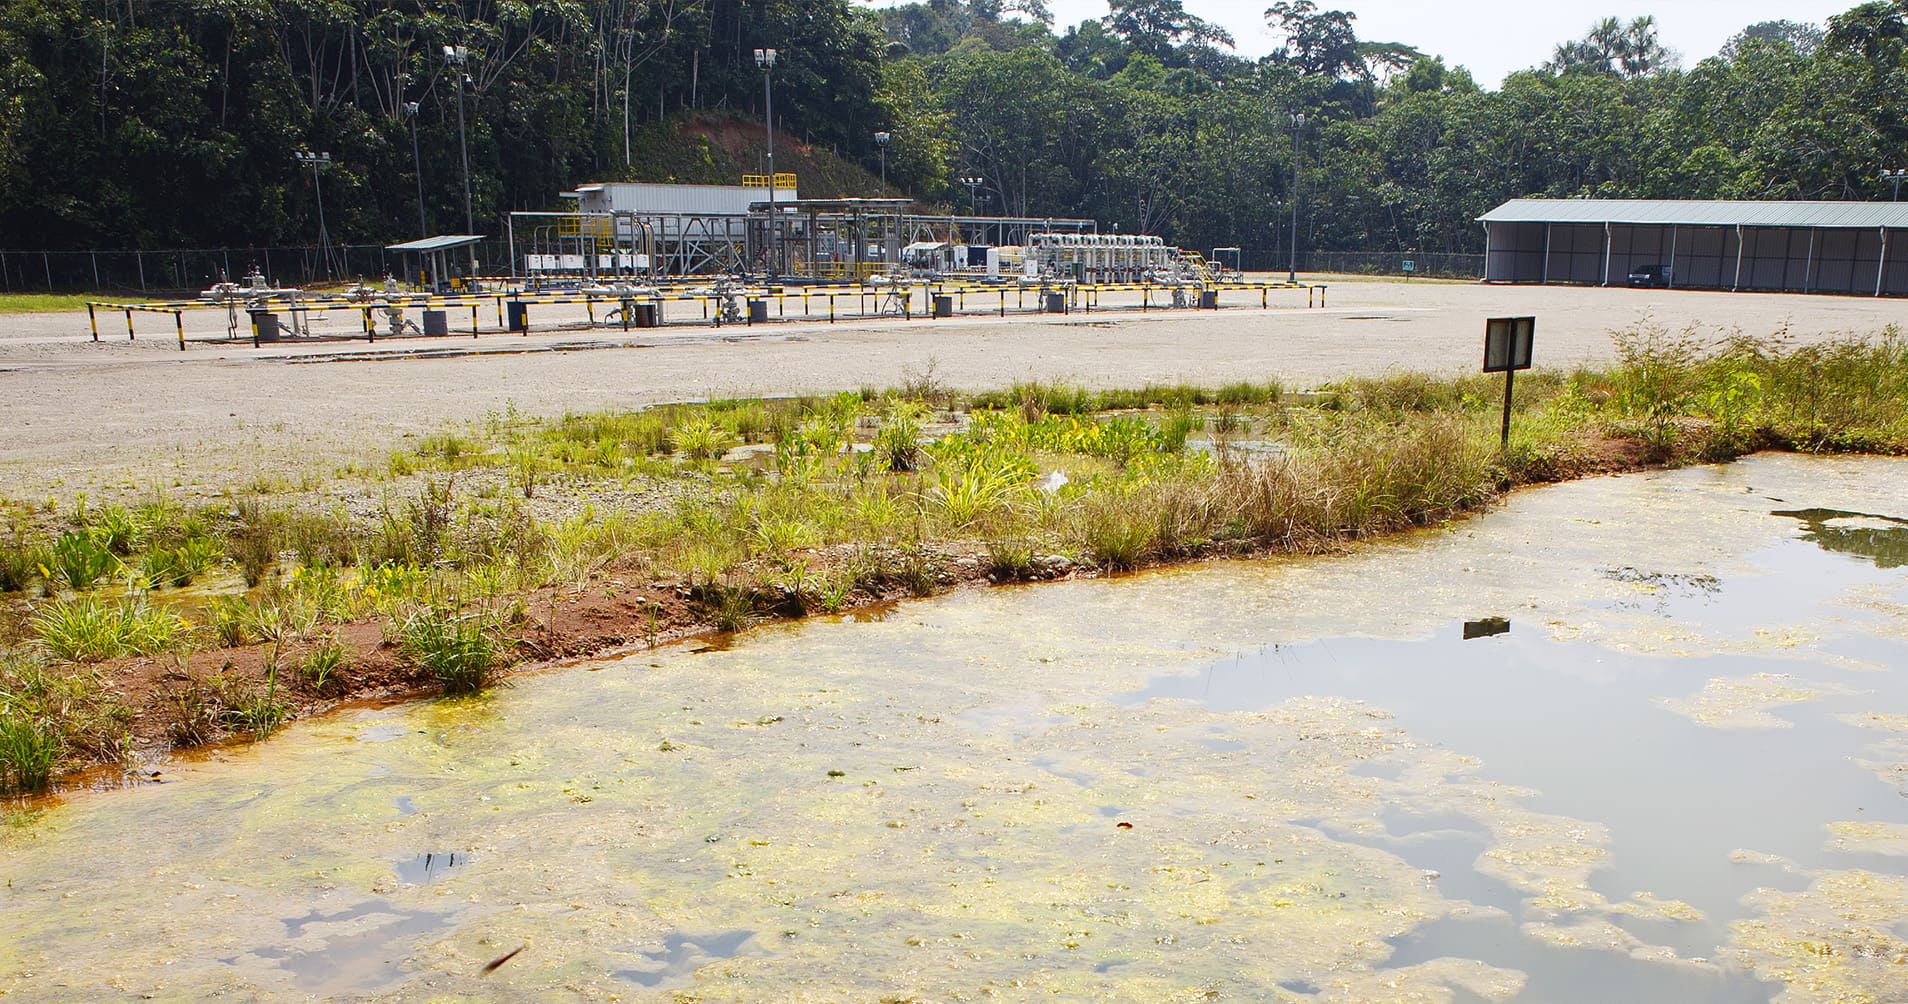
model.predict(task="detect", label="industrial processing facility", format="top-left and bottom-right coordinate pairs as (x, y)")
top-left (89, 175), bottom-right (1299, 349)
top-left (509, 177), bottom-right (1097, 283)
top-left (1480, 198), bottom-right (1908, 296)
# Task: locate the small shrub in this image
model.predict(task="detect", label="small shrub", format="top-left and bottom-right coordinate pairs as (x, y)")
top-left (1075, 493), bottom-right (1158, 570)
top-left (234, 688), bottom-right (288, 736)
top-left (0, 715), bottom-right (61, 792)
top-left (1158, 408), bottom-right (1198, 453)
top-left (87, 505), bottom-right (140, 555)
top-left (814, 569), bottom-right (855, 613)
top-left (297, 638), bottom-right (347, 692)
top-left (0, 539), bottom-right (43, 593)
top-left (166, 673), bottom-right (251, 746)
top-left (401, 609), bottom-right (504, 694)
top-left (285, 510), bottom-right (359, 569)
top-left (672, 419), bottom-right (735, 460)
top-left (204, 595), bottom-right (256, 647)
top-left (49, 532), bottom-right (116, 590)
top-left (875, 402), bottom-right (924, 472)
top-left (749, 516), bottom-right (819, 556)
top-left (705, 585), bottom-right (756, 632)
top-left (896, 546), bottom-right (941, 597)
top-left (227, 500), bottom-right (281, 587)
top-left (986, 537), bottom-right (1036, 580)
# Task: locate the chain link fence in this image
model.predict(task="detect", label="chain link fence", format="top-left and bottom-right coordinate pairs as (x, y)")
top-left (1155, 246), bottom-right (1484, 279)
top-left (0, 241), bottom-right (514, 296)
top-left (1305, 251), bottom-right (1484, 279)
top-left (0, 242), bottom-right (1480, 294)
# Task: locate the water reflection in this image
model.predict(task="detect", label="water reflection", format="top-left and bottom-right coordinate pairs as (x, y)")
top-left (1775, 507), bottom-right (1908, 568)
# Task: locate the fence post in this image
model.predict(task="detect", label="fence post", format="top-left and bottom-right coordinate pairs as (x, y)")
top-left (44, 251), bottom-right (53, 291)
top-left (92, 252), bottom-right (100, 290)
top-left (136, 251), bottom-right (146, 293)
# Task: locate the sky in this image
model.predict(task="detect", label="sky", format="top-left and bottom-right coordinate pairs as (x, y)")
top-left (863, 1), bottom-right (1858, 88)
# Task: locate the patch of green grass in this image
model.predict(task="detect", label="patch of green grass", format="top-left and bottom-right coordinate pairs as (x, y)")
top-left (31, 598), bottom-right (189, 663)
top-left (0, 293), bottom-right (119, 314)
top-left (296, 638), bottom-right (346, 692)
top-left (1074, 490), bottom-right (1160, 570)
top-left (0, 715), bottom-right (60, 792)
top-left (400, 609), bottom-right (506, 694)
top-left (0, 538), bottom-right (45, 593)
top-left (672, 418), bottom-right (736, 460)
top-left (0, 649), bottom-right (128, 787)
top-left (203, 595), bottom-right (256, 648)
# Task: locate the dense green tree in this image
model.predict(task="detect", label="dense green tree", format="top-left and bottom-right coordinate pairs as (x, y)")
top-left (5, 0), bottom-right (1908, 268)
top-left (1546, 16), bottom-right (1675, 78)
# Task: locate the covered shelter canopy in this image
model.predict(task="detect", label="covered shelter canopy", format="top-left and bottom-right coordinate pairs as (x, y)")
top-left (386, 234), bottom-right (485, 291)
top-left (1477, 199), bottom-right (1908, 296)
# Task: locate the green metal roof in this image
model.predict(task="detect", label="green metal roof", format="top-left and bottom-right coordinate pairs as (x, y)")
top-left (1478, 199), bottom-right (1908, 229)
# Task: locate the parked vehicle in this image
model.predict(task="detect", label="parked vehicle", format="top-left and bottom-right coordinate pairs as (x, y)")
top-left (1627, 263), bottom-right (1671, 288)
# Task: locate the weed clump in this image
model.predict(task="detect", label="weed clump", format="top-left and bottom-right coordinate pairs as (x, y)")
top-left (401, 610), bottom-right (506, 694)
top-left (32, 598), bottom-right (189, 663)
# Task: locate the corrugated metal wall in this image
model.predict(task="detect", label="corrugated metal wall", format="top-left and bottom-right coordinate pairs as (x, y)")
top-left (1484, 220), bottom-right (1908, 296)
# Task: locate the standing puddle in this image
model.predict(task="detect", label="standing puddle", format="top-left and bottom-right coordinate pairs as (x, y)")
top-left (1123, 627), bottom-right (1908, 928)
top-left (3, 454), bottom-right (1907, 1002)
top-left (612, 930), bottom-right (764, 988)
top-left (241, 900), bottom-right (456, 997)
top-left (395, 851), bottom-right (467, 884)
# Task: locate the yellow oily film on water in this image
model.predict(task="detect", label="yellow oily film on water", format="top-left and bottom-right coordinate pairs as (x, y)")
top-left (2, 453), bottom-right (1907, 1002)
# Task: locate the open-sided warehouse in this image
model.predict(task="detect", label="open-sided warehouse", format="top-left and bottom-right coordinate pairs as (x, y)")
top-left (1479, 199), bottom-right (1908, 296)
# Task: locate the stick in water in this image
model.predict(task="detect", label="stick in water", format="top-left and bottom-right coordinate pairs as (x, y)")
top-left (481, 944), bottom-right (527, 975)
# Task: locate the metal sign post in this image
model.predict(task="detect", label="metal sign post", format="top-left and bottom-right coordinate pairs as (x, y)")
top-left (1484, 316), bottom-right (1535, 450)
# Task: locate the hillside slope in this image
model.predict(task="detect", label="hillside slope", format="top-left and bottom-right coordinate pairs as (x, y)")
top-left (612, 112), bottom-right (908, 203)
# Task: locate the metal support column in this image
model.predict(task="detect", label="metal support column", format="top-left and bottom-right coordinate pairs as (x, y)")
top-left (1667, 226), bottom-right (1677, 289)
top-left (1877, 227), bottom-right (1889, 297)
top-left (1804, 228), bottom-right (1816, 292)
top-left (1602, 221), bottom-right (1613, 286)
top-left (1733, 224), bottom-right (1745, 291)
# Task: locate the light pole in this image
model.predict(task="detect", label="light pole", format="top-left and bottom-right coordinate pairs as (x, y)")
top-left (404, 101), bottom-right (427, 240)
top-left (755, 47), bottom-right (778, 277)
top-left (1288, 111), bottom-right (1306, 284)
top-left (959, 176), bottom-right (984, 216)
top-left (874, 131), bottom-right (890, 189)
top-left (293, 150), bottom-right (333, 279)
top-left (1885, 168), bottom-right (1908, 201)
top-left (444, 45), bottom-right (476, 276)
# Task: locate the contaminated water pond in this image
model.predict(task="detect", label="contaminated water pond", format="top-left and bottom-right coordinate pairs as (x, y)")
top-left (4, 454), bottom-right (1908, 1003)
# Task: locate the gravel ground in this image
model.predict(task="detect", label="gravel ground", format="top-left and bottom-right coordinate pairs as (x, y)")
top-left (1, 276), bottom-right (1901, 501)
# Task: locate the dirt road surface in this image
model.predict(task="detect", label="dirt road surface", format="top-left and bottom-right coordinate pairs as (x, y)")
top-left (1, 277), bottom-right (1900, 500)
